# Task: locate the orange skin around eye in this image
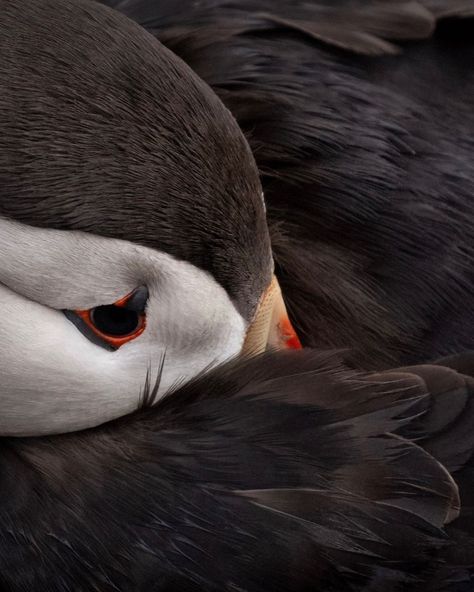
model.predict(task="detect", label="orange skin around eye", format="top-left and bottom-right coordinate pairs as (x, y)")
top-left (74, 291), bottom-right (146, 349)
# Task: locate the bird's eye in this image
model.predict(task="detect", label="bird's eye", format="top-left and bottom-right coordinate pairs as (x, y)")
top-left (64, 286), bottom-right (148, 351)
top-left (90, 305), bottom-right (142, 337)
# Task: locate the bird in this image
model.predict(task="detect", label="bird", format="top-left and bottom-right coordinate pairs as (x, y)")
top-left (0, 0), bottom-right (301, 436)
top-left (0, 2), bottom-right (473, 590)
top-left (101, 0), bottom-right (474, 370)
top-left (0, 349), bottom-right (473, 591)
top-left (1, 0), bottom-right (472, 433)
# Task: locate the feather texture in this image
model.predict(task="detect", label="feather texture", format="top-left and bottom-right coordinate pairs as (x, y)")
top-left (102, 0), bottom-right (474, 368)
top-left (0, 350), bottom-right (473, 590)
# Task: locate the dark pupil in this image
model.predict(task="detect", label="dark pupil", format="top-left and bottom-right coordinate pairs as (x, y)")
top-left (90, 305), bottom-right (140, 337)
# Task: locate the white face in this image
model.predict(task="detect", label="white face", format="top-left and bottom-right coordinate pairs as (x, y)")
top-left (0, 217), bottom-right (247, 436)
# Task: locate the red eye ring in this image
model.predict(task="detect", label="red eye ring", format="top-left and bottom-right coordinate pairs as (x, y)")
top-left (73, 308), bottom-right (146, 349)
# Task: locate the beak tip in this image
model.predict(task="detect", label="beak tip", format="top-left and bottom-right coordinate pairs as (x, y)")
top-left (242, 275), bottom-right (303, 356)
top-left (278, 317), bottom-right (303, 350)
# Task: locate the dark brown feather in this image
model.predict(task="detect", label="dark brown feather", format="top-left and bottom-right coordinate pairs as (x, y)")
top-left (257, 2), bottom-right (435, 56)
top-left (1, 350), bottom-right (473, 590)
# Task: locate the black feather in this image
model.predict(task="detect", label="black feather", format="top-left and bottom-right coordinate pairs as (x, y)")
top-left (393, 353), bottom-right (474, 472)
top-left (1, 350), bottom-right (473, 590)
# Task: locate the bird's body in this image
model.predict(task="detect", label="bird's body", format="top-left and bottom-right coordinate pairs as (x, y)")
top-left (0, 0), bottom-right (473, 590)
top-left (103, 0), bottom-right (474, 368)
top-left (1, 350), bottom-right (473, 591)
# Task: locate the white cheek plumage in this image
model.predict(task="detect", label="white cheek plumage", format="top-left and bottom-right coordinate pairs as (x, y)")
top-left (137, 269), bottom-right (246, 394)
top-left (0, 284), bottom-right (150, 435)
top-left (0, 219), bottom-right (248, 436)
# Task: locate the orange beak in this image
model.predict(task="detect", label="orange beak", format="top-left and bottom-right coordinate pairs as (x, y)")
top-left (241, 275), bottom-right (302, 356)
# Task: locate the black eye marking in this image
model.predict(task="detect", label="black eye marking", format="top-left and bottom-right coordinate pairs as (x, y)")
top-left (123, 286), bottom-right (148, 313)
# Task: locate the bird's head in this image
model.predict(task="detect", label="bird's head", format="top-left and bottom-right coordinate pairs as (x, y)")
top-left (0, 0), bottom-right (300, 436)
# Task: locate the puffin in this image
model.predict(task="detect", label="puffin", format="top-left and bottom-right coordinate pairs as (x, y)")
top-left (102, 0), bottom-right (474, 369)
top-left (1, 349), bottom-right (473, 591)
top-left (0, 1), bottom-right (473, 591)
top-left (1, 0), bottom-right (472, 435)
top-left (0, 0), bottom-right (300, 436)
